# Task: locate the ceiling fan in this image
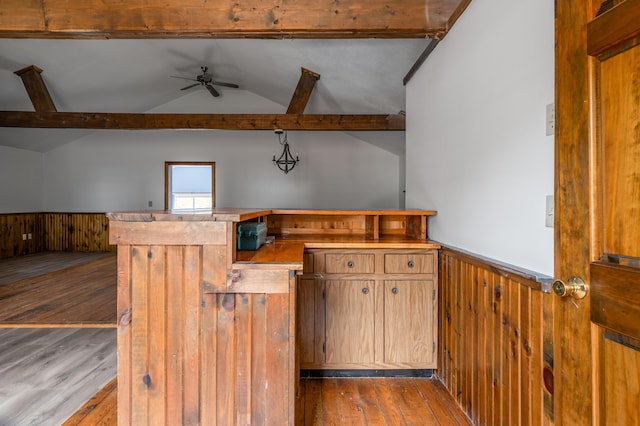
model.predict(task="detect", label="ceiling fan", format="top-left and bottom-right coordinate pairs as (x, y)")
top-left (170, 66), bottom-right (239, 97)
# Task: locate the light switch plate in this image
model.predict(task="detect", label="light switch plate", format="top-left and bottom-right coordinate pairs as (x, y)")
top-left (546, 103), bottom-right (555, 136)
top-left (545, 195), bottom-right (554, 227)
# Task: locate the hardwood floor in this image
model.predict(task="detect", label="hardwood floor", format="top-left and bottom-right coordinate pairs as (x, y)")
top-left (1, 252), bottom-right (470, 425)
top-left (0, 328), bottom-right (116, 426)
top-left (0, 252), bottom-right (117, 327)
top-left (64, 377), bottom-right (471, 425)
top-left (301, 378), bottom-right (472, 425)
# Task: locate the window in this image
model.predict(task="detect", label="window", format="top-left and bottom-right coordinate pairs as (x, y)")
top-left (165, 162), bottom-right (215, 211)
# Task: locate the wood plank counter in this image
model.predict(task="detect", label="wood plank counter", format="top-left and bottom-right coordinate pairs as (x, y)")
top-left (108, 208), bottom-right (437, 425)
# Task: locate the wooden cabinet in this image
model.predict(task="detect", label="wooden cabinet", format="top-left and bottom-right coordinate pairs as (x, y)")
top-left (298, 248), bottom-right (438, 370)
top-left (325, 279), bottom-right (376, 364)
top-left (383, 280), bottom-right (436, 365)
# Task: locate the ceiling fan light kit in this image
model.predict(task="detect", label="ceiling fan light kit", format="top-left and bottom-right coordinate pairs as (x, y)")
top-left (170, 66), bottom-right (239, 98)
top-left (273, 129), bottom-right (299, 174)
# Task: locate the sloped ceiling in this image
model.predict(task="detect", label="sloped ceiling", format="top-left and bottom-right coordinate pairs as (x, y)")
top-left (0, 0), bottom-right (472, 154)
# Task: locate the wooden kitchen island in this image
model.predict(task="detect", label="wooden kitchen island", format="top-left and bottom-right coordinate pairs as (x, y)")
top-left (108, 209), bottom-right (438, 425)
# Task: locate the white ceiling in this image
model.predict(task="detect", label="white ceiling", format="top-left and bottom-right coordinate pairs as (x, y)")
top-left (0, 38), bottom-right (428, 153)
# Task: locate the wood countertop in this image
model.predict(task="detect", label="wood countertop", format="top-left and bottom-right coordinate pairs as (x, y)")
top-left (235, 235), bottom-right (441, 267)
top-left (106, 208), bottom-right (437, 222)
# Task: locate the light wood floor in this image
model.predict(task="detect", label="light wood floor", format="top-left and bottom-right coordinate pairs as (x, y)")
top-left (0, 252), bottom-right (118, 425)
top-left (0, 328), bottom-right (116, 426)
top-left (65, 377), bottom-right (472, 425)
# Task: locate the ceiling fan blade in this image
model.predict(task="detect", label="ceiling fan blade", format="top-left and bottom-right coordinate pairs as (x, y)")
top-left (180, 83), bottom-right (200, 91)
top-left (171, 75), bottom-right (198, 81)
top-left (211, 81), bottom-right (239, 89)
top-left (205, 84), bottom-right (220, 97)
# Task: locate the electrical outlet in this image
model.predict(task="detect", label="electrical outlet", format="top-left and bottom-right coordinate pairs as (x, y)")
top-left (22, 233), bottom-right (27, 241)
top-left (545, 195), bottom-right (554, 228)
top-left (546, 103), bottom-right (555, 136)
top-left (28, 233), bottom-right (32, 240)
top-left (148, 200), bottom-right (153, 207)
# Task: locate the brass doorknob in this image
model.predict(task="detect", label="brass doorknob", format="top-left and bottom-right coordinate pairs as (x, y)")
top-left (552, 276), bottom-right (588, 299)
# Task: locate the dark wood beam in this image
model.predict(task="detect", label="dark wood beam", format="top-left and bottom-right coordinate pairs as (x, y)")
top-left (287, 68), bottom-right (320, 114)
top-left (14, 65), bottom-right (57, 112)
top-left (0, 0), bottom-right (466, 39)
top-left (403, 39), bottom-right (440, 85)
top-left (0, 112), bottom-right (405, 131)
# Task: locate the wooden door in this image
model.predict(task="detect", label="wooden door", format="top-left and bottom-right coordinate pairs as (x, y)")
top-left (556, 0), bottom-right (640, 423)
top-left (383, 280), bottom-right (436, 365)
top-left (324, 280), bottom-right (375, 365)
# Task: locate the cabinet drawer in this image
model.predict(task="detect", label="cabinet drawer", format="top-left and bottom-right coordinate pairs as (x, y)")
top-left (325, 253), bottom-right (375, 274)
top-left (384, 253), bottom-right (434, 274)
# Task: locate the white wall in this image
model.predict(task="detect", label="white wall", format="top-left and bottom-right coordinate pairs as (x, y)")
top-left (406, 0), bottom-right (554, 275)
top-left (42, 90), bottom-right (401, 212)
top-left (0, 146), bottom-right (43, 213)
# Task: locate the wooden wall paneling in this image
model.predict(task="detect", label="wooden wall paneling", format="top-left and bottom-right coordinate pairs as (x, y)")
top-left (148, 245), bottom-right (167, 426)
top-left (0, 213), bottom-right (41, 258)
top-left (438, 249), bottom-right (549, 426)
top-left (165, 245), bottom-right (185, 425)
top-left (116, 245), bottom-right (132, 425)
top-left (130, 245), bottom-right (151, 425)
top-left (235, 293), bottom-right (252, 425)
top-left (520, 285), bottom-right (533, 426)
top-left (183, 245), bottom-right (203, 424)
top-left (509, 278), bottom-right (522, 426)
top-left (216, 293), bottom-right (237, 424)
top-left (251, 293), bottom-right (268, 425)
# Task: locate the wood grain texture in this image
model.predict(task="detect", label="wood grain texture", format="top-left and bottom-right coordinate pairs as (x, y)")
top-left (325, 279), bottom-right (376, 364)
top-left (112, 216), bottom-right (298, 424)
top-left (591, 261), bottom-right (640, 340)
top-left (62, 377), bottom-right (117, 426)
top-left (0, 111), bottom-right (407, 131)
top-left (0, 253), bottom-right (116, 327)
top-left (66, 376), bottom-right (473, 426)
top-left (14, 65), bottom-right (57, 112)
top-left (0, 328), bottom-right (116, 426)
top-left (599, 44), bottom-right (640, 258)
top-left (555, 0), bottom-right (594, 423)
top-left (0, 213), bottom-right (44, 258)
top-left (0, 0), bottom-right (470, 39)
top-left (587, 0), bottom-right (640, 56)
top-left (597, 331), bottom-right (640, 424)
top-left (439, 249), bottom-right (547, 425)
top-left (286, 67), bottom-right (320, 114)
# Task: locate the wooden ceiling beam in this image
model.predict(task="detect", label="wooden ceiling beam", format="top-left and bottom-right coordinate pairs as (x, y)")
top-left (0, 112), bottom-right (405, 131)
top-left (0, 0), bottom-right (465, 39)
top-left (14, 65), bottom-right (57, 112)
top-left (287, 68), bottom-right (320, 114)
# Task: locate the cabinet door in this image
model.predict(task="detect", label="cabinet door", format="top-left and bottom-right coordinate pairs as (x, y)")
top-left (297, 277), bottom-right (316, 367)
top-left (325, 280), bottom-right (375, 364)
top-left (384, 280), bottom-right (435, 366)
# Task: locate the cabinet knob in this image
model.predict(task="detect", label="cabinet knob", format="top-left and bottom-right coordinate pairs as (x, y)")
top-left (362, 287), bottom-right (369, 295)
top-left (407, 260), bottom-right (415, 268)
top-left (391, 287), bottom-right (399, 294)
top-left (347, 260), bottom-right (355, 268)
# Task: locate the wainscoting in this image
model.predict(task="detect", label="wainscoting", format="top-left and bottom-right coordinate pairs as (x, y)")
top-left (438, 247), bottom-right (554, 425)
top-left (0, 213), bottom-right (113, 259)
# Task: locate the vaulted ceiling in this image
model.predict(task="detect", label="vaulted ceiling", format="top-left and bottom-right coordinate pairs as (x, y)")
top-left (0, 0), bottom-right (471, 153)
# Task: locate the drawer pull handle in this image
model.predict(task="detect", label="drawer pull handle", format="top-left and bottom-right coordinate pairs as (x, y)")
top-left (407, 260), bottom-right (415, 268)
top-left (347, 260), bottom-right (355, 268)
top-left (362, 287), bottom-right (369, 295)
top-left (392, 287), bottom-right (399, 294)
